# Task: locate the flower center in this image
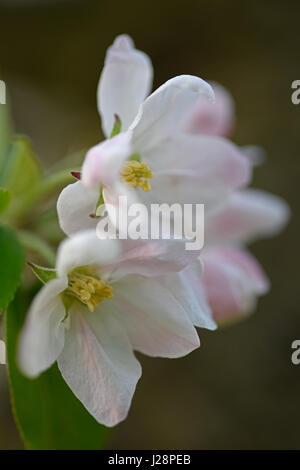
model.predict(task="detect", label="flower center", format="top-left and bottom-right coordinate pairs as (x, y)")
top-left (121, 160), bottom-right (153, 192)
top-left (66, 271), bottom-right (113, 312)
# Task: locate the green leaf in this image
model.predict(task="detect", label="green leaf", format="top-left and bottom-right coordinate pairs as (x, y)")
top-left (6, 290), bottom-right (111, 450)
top-left (0, 136), bottom-right (42, 225)
top-left (0, 136), bottom-right (42, 214)
top-left (28, 262), bottom-right (56, 284)
top-left (0, 187), bottom-right (11, 214)
top-left (0, 101), bottom-right (12, 169)
top-left (0, 225), bottom-right (25, 311)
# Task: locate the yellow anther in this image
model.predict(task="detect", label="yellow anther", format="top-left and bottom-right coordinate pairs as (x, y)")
top-left (121, 160), bottom-right (153, 192)
top-left (67, 272), bottom-right (113, 312)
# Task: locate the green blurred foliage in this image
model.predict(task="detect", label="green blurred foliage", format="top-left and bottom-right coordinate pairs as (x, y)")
top-left (0, 137), bottom-right (42, 223)
top-left (0, 188), bottom-right (11, 214)
top-left (0, 226), bottom-right (24, 311)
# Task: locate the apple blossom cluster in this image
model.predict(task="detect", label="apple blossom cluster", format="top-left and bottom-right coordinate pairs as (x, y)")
top-left (18, 35), bottom-right (289, 427)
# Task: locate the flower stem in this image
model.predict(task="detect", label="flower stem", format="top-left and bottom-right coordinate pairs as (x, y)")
top-left (8, 168), bottom-right (79, 226)
top-left (18, 230), bottom-right (56, 267)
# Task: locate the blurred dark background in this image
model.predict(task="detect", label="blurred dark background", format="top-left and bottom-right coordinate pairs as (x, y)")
top-left (0, 0), bottom-right (299, 449)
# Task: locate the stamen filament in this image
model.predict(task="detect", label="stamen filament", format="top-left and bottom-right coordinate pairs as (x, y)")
top-left (66, 271), bottom-right (113, 312)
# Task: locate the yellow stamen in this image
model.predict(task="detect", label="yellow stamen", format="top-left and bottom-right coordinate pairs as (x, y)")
top-left (67, 272), bottom-right (113, 312)
top-left (121, 160), bottom-right (153, 192)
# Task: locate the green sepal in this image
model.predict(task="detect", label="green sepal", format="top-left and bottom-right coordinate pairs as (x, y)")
top-left (28, 262), bottom-right (57, 284)
top-left (89, 185), bottom-right (105, 218)
top-left (110, 114), bottom-right (122, 138)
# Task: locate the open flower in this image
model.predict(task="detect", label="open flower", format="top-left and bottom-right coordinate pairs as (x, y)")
top-left (18, 231), bottom-right (214, 426)
top-left (57, 35), bottom-right (251, 236)
top-left (200, 189), bottom-right (290, 322)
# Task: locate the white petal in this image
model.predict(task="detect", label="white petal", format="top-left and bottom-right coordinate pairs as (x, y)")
top-left (56, 230), bottom-right (120, 278)
top-left (98, 34), bottom-right (153, 137)
top-left (18, 278), bottom-right (67, 378)
top-left (81, 132), bottom-right (132, 189)
top-left (57, 181), bottom-right (99, 236)
top-left (205, 189), bottom-right (290, 247)
top-left (102, 180), bottom-right (141, 230)
top-left (241, 145), bottom-right (266, 166)
top-left (112, 275), bottom-right (200, 358)
top-left (130, 75), bottom-right (215, 152)
top-left (159, 260), bottom-right (217, 330)
top-left (140, 134), bottom-right (251, 212)
top-left (57, 305), bottom-right (141, 427)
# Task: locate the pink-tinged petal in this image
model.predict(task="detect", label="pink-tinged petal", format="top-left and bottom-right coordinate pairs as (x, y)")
top-left (104, 238), bottom-right (200, 282)
top-left (81, 132), bottom-right (132, 188)
top-left (57, 229), bottom-right (196, 283)
top-left (218, 249), bottom-right (269, 293)
top-left (130, 75), bottom-right (215, 152)
top-left (18, 278), bottom-right (67, 378)
top-left (57, 181), bottom-right (99, 236)
top-left (184, 82), bottom-right (235, 137)
top-left (140, 134), bottom-right (251, 211)
top-left (205, 189), bottom-right (290, 247)
top-left (98, 34), bottom-right (153, 137)
top-left (111, 275), bottom-right (200, 358)
top-left (57, 305), bottom-right (141, 427)
top-left (202, 248), bottom-right (269, 322)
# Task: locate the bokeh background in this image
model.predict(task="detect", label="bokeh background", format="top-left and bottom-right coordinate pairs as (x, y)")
top-left (0, 0), bottom-right (299, 449)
